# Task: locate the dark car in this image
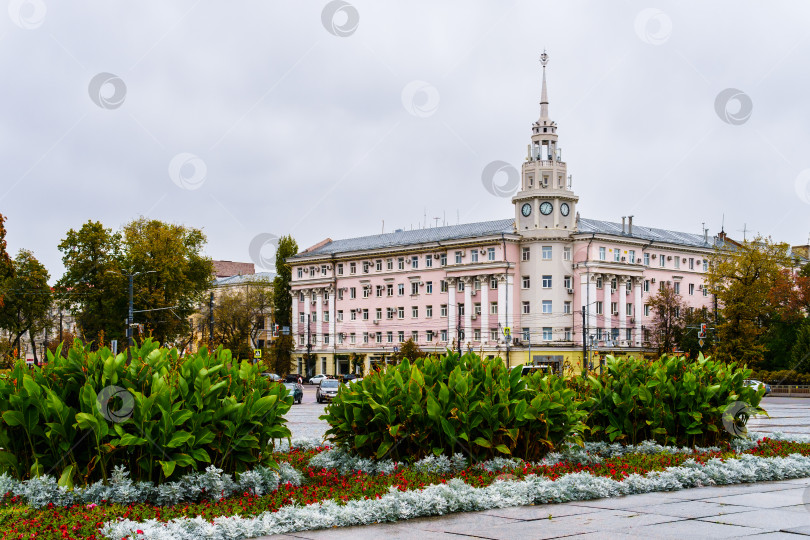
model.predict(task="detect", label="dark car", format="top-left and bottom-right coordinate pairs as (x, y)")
top-left (285, 373), bottom-right (305, 384)
top-left (283, 382), bottom-right (303, 404)
top-left (316, 379), bottom-right (341, 403)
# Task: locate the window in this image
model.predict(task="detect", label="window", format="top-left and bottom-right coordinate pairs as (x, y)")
top-left (643, 280), bottom-right (649, 293)
top-left (412, 331), bottom-right (418, 342)
top-left (299, 312), bottom-right (305, 323)
top-left (674, 282), bottom-right (681, 294)
top-left (473, 329), bottom-right (480, 341)
top-left (398, 283), bottom-right (405, 296)
top-left (337, 289), bottom-right (344, 300)
top-left (375, 308), bottom-right (382, 320)
top-left (299, 335), bottom-right (305, 345)
top-left (490, 277), bottom-right (498, 289)
top-left (659, 255), bottom-right (665, 268)
top-left (522, 301), bottom-right (530, 314)
top-left (363, 332), bottom-right (369, 344)
top-left (322, 265), bottom-right (328, 275)
top-left (471, 250), bottom-right (479, 263)
top-left (425, 256), bottom-right (432, 268)
top-left (487, 248), bottom-right (496, 261)
top-left (398, 257), bottom-right (405, 270)
top-left (387, 284), bottom-right (394, 296)
top-left (490, 329), bottom-right (499, 341)
top-left (563, 301), bottom-right (571, 314)
top-left (522, 247), bottom-right (530, 261)
top-left (564, 328), bottom-right (572, 341)
top-left (644, 304), bottom-right (650, 316)
top-left (689, 283), bottom-right (695, 295)
top-left (563, 276), bottom-right (572, 289)
top-left (626, 328), bottom-right (632, 341)
top-left (490, 303), bottom-right (498, 315)
top-left (644, 253), bottom-right (650, 266)
top-left (411, 282), bottom-right (419, 295)
top-left (458, 280), bottom-right (465, 292)
top-left (599, 247), bottom-right (606, 261)
top-left (324, 335), bottom-right (330, 345)
top-left (412, 306), bottom-right (418, 318)
top-left (703, 260), bottom-right (709, 272)
top-left (542, 246), bottom-right (552, 260)
top-left (387, 258), bottom-right (393, 270)
top-left (542, 300), bottom-right (552, 314)
top-left (376, 332), bottom-right (383, 344)
top-left (543, 327), bottom-right (552, 341)
top-left (441, 280), bottom-right (448, 293)
top-left (614, 249), bottom-right (621, 262)
top-left (523, 328), bottom-right (530, 341)
top-left (610, 278), bottom-right (617, 292)
top-left (629, 250), bottom-right (636, 263)
top-left (674, 307), bottom-right (681, 318)
top-left (298, 292), bottom-right (304, 302)
top-left (522, 276), bottom-right (531, 289)
top-left (426, 281), bottom-right (433, 294)
top-left (441, 304), bottom-right (448, 317)
top-left (455, 251), bottom-right (463, 264)
top-left (350, 333), bottom-right (356, 344)
top-left (362, 309), bottom-right (369, 320)
top-left (386, 308), bottom-right (394, 319)
top-left (411, 256), bottom-right (418, 269)
top-left (337, 310), bottom-right (343, 322)
top-left (610, 302), bottom-right (617, 315)
top-left (376, 260), bottom-right (382, 271)
top-left (674, 257), bottom-right (680, 269)
top-left (398, 331), bottom-right (404, 342)
top-left (474, 302), bottom-right (481, 315)
top-left (542, 275), bottom-right (552, 288)
top-left (363, 287), bottom-right (370, 298)
top-left (363, 262), bottom-right (370, 273)
top-left (689, 257), bottom-right (694, 270)
top-left (596, 301), bottom-right (603, 315)
top-left (458, 304), bottom-right (465, 316)
top-left (427, 331), bottom-right (434, 342)
top-left (324, 311), bottom-right (329, 322)
top-left (312, 313), bottom-right (317, 323)
top-left (563, 247), bottom-right (571, 260)
top-left (297, 268), bottom-right (303, 278)
top-left (350, 310), bottom-right (357, 321)
top-left (387, 331), bottom-right (393, 343)
top-left (376, 285), bottom-right (383, 297)
top-left (426, 305), bottom-right (433, 317)
top-left (440, 330), bottom-right (448, 342)
top-left (474, 278), bottom-right (481, 290)
top-left (703, 286), bottom-right (708, 297)
top-left (440, 254), bottom-right (447, 266)
top-left (338, 333), bottom-right (344, 344)
top-left (596, 277), bottom-right (603, 289)
top-left (397, 307), bottom-right (405, 319)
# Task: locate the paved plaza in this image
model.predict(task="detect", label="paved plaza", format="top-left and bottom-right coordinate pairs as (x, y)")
top-left (274, 394), bottom-right (810, 539)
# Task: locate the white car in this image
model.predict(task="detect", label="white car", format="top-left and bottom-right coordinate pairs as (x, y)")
top-left (309, 374), bottom-right (328, 385)
top-left (744, 379), bottom-right (772, 395)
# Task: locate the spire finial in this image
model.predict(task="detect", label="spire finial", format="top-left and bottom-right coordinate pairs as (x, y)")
top-left (539, 50), bottom-right (549, 119)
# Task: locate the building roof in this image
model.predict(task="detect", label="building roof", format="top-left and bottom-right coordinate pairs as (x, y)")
top-left (212, 260), bottom-right (255, 278)
top-left (577, 218), bottom-right (718, 249)
top-left (291, 218), bottom-right (517, 259)
top-left (213, 272), bottom-right (275, 287)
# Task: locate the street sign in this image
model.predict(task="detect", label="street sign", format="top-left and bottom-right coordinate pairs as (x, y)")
top-left (699, 339), bottom-right (705, 348)
top-left (281, 326), bottom-right (290, 335)
top-left (393, 346), bottom-right (399, 352)
top-left (503, 327), bottom-right (511, 338)
top-left (253, 349), bottom-right (262, 359)
top-left (111, 339), bottom-right (118, 355)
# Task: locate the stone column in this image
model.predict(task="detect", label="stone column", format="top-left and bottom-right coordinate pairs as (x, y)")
top-left (315, 288), bottom-right (323, 348)
top-left (603, 274), bottom-right (613, 345)
top-left (447, 278), bottom-right (457, 341)
top-left (291, 290), bottom-right (298, 340)
top-left (480, 275), bottom-right (489, 344)
top-left (463, 277), bottom-right (472, 346)
top-left (633, 277), bottom-right (643, 346)
top-left (302, 289), bottom-right (311, 346)
top-left (618, 277), bottom-right (627, 344)
top-left (497, 275), bottom-right (507, 332)
top-left (588, 274), bottom-right (598, 340)
top-left (506, 273), bottom-right (514, 331)
top-left (327, 286), bottom-right (336, 350)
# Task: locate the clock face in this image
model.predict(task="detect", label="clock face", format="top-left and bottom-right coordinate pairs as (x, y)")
top-left (521, 203), bottom-right (532, 217)
top-left (560, 203), bottom-right (570, 216)
top-left (540, 202), bottom-right (553, 215)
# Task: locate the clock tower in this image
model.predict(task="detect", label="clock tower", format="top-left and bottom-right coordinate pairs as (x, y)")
top-left (513, 52), bottom-right (578, 239)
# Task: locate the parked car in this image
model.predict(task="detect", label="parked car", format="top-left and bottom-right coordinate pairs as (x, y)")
top-left (261, 372), bottom-right (282, 382)
top-left (745, 379), bottom-right (772, 396)
top-left (348, 377), bottom-right (363, 385)
top-left (283, 382), bottom-right (303, 404)
top-left (309, 374), bottom-right (328, 385)
top-left (316, 379), bottom-right (340, 403)
top-left (343, 374), bottom-right (358, 382)
top-left (285, 373), bottom-right (304, 383)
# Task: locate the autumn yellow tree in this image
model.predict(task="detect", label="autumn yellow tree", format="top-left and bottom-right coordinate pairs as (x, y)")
top-left (707, 236), bottom-right (791, 366)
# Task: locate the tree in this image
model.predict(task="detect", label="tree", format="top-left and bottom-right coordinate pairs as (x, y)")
top-left (206, 278), bottom-right (274, 361)
top-left (271, 235), bottom-right (298, 372)
top-left (0, 213), bottom-right (13, 308)
top-left (792, 321), bottom-right (810, 371)
top-left (0, 250), bottom-right (51, 364)
top-left (647, 284), bottom-right (686, 356)
top-left (707, 236), bottom-right (792, 366)
top-left (56, 221), bottom-right (126, 345)
top-left (390, 338), bottom-right (426, 364)
top-left (677, 307), bottom-right (714, 359)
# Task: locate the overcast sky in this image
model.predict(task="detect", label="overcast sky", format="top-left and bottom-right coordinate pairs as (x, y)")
top-left (2, 1), bottom-right (809, 279)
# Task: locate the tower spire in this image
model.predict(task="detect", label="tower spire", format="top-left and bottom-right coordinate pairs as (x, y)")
top-left (539, 50), bottom-right (549, 120)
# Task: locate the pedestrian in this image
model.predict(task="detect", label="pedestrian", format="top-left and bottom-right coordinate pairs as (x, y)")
top-left (298, 375), bottom-right (303, 385)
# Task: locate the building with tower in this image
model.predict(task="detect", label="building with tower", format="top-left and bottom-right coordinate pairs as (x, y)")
top-left (288, 52), bottom-right (719, 377)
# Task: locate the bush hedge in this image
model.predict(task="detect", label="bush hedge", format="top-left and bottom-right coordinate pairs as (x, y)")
top-left (322, 353), bottom-right (586, 462)
top-left (583, 354), bottom-right (764, 446)
top-left (750, 370), bottom-right (810, 385)
top-left (0, 339), bottom-right (291, 486)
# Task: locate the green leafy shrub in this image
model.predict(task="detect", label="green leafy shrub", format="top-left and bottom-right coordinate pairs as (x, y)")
top-left (322, 353), bottom-right (585, 462)
top-left (583, 353), bottom-right (765, 446)
top-left (0, 339), bottom-right (291, 486)
top-left (751, 370), bottom-right (810, 385)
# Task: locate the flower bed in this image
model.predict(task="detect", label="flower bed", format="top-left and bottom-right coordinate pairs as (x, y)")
top-left (1, 435), bottom-right (809, 539)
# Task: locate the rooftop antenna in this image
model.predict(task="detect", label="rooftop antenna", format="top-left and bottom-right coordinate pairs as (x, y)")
top-left (382, 219), bottom-right (385, 234)
top-left (738, 223), bottom-right (749, 242)
top-left (433, 217), bottom-right (440, 227)
top-left (720, 214), bottom-right (725, 234)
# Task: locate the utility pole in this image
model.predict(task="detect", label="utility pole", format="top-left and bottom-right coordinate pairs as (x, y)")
top-left (582, 306), bottom-right (588, 376)
top-left (58, 309), bottom-right (63, 343)
top-left (457, 304), bottom-right (463, 357)
top-left (208, 292), bottom-right (215, 347)
top-left (306, 313), bottom-right (312, 377)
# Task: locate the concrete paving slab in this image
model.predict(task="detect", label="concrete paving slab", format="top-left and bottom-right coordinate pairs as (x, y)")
top-left (699, 508), bottom-right (810, 530)
top-left (480, 504), bottom-right (602, 521)
top-left (673, 482), bottom-right (804, 500)
top-left (568, 491), bottom-right (694, 509)
top-left (613, 518), bottom-right (769, 538)
top-left (702, 488), bottom-right (807, 509)
top-left (782, 526), bottom-right (810, 536)
top-left (618, 500), bottom-right (758, 519)
top-left (282, 522), bottom-right (466, 539)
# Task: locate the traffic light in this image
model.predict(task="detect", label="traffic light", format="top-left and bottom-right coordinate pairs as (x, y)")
top-left (698, 323), bottom-right (707, 339)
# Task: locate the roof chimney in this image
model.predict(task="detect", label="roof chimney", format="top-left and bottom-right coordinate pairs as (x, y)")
top-left (627, 215), bottom-right (633, 235)
top-left (621, 216), bottom-right (626, 234)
